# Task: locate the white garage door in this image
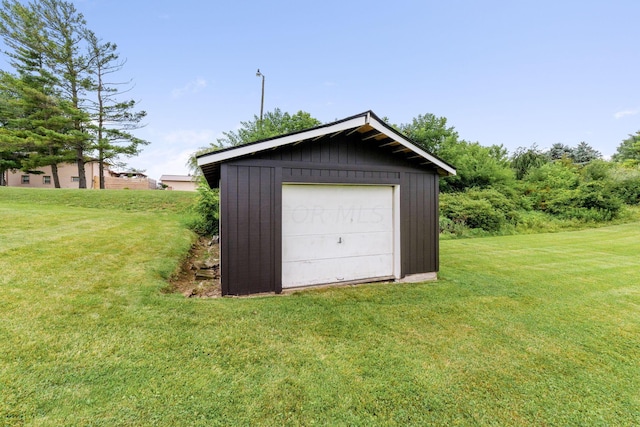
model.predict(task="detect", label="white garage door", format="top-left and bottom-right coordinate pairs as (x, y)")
top-left (282, 184), bottom-right (396, 288)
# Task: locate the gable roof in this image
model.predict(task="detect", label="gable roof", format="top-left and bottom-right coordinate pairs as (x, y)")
top-left (197, 110), bottom-right (456, 181)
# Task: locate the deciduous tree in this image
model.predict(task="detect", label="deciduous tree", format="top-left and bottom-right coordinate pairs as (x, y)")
top-left (398, 113), bottom-right (458, 156)
top-left (510, 144), bottom-right (548, 180)
top-left (215, 108), bottom-right (321, 147)
top-left (613, 131), bottom-right (640, 167)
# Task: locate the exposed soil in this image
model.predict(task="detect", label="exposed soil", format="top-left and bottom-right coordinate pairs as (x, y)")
top-left (166, 236), bottom-right (222, 298)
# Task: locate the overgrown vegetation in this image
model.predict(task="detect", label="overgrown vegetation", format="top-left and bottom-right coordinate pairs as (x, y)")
top-left (1, 187), bottom-right (639, 425)
top-left (399, 114), bottom-right (640, 237)
top-left (188, 178), bottom-right (220, 236)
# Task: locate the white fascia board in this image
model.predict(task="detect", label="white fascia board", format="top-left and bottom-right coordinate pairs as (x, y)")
top-left (367, 116), bottom-right (457, 176)
top-left (197, 115), bottom-right (368, 167)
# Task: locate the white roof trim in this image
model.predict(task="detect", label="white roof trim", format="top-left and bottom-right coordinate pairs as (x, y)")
top-left (197, 112), bottom-right (456, 176)
top-left (197, 116), bottom-right (366, 167)
top-left (367, 115), bottom-right (456, 176)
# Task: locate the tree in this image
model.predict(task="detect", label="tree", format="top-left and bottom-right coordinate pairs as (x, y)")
top-left (397, 113), bottom-right (514, 192)
top-left (510, 144), bottom-right (548, 180)
top-left (85, 31), bottom-right (148, 189)
top-left (547, 143), bottom-right (572, 160)
top-left (1, 0), bottom-right (146, 188)
top-left (571, 141), bottom-right (601, 164)
top-left (31, 0), bottom-right (93, 188)
top-left (398, 113), bottom-right (458, 155)
top-left (546, 142), bottom-right (601, 165)
top-left (0, 1), bottom-right (76, 187)
top-left (215, 108), bottom-right (321, 147)
top-left (0, 71), bottom-right (76, 187)
top-left (438, 139), bottom-right (514, 192)
top-left (0, 74), bottom-right (27, 185)
top-left (613, 131), bottom-right (640, 167)
top-left (192, 108), bottom-right (321, 173)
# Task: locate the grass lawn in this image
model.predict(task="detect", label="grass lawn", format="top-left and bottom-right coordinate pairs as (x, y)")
top-left (1, 188), bottom-right (639, 426)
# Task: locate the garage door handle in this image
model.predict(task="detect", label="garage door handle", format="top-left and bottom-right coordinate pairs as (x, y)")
top-left (338, 237), bottom-right (342, 244)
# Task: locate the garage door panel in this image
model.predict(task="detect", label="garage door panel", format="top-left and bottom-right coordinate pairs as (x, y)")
top-left (282, 206), bottom-right (393, 236)
top-left (283, 184), bottom-right (390, 206)
top-left (282, 254), bottom-right (394, 288)
top-left (282, 184), bottom-right (395, 289)
top-left (282, 231), bottom-right (393, 262)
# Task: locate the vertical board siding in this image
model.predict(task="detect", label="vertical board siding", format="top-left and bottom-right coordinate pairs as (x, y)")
top-left (432, 175), bottom-right (439, 270)
top-left (401, 172), bottom-right (438, 275)
top-left (221, 164), bottom-right (276, 295)
top-left (220, 133), bottom-right (441, 295)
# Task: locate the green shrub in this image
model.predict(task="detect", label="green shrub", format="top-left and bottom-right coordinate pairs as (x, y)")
top-left (188, 180), bottom-right (219, 236)
top-left (610, 168), bottom-right (640, 205)
top-left (577, 181), bottom-right (622, 212)
top-left (439, 216), bottom-right (470, 237)
top-left (464, 187), bottom-right (521, 223)
top-left (581, 159), bottom-right (613, 182)
top-left (543, 188), bottom-right (580, 215)
top-left (440, 192), bottom-right (506, 232)
top-left (539, 182), bottom-right (622, 222)
top-left (524, 161), bottom-right (580, 190)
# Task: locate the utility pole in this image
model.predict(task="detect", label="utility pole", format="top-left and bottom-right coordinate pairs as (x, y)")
top-left (256, 69), bottom-right (265, 124)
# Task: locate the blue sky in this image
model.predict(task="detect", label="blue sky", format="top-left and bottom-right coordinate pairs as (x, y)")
top-left (4, 0), bottom-right (640, 180)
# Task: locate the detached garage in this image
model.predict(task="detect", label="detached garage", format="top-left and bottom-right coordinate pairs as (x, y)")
top-left (197, 111), bottom-right (456, 296)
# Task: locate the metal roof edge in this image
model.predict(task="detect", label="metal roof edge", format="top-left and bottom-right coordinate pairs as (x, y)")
top-left (197, 112), bottom-right (370, 167)
top-left (197, 110), bottom-right (456, 176)
top-left (366, 113), bottom-right (457, 176)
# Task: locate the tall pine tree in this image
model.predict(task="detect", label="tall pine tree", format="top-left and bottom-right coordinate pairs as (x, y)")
top-left (85, 31), bottom-right (148, 189)
top-left (0, 0), bottom-right (75, 187)
top-left (32, 0), bottom-right (92, 188)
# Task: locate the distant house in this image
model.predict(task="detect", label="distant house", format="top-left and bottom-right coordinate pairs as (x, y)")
top-left (102, 169), bottom-right (157, 190)
top-left (160, 175), bottom-right (198, 191)
top-left (4, 161), bottom-right (156, 190)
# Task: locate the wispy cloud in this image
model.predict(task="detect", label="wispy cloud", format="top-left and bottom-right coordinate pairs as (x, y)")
top-left (614, 109), bottom-right (639, 119)
top-left (171, 78), bottom-right (208, 98)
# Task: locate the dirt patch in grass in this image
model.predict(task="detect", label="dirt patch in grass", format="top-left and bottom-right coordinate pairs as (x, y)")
top-left (167, 236), bottom-right (222, 298)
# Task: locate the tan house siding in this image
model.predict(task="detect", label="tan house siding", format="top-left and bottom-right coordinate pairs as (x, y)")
top-left (164, 180), bottom-right (197, 191)
top-left (7, 162), bottom-right (156, 190)
top-left (7, 162), bottom-right (100, 189)
top-left (160, 175), bottom-right (197, 192)
top-left (96, 176), bottom-right (156, 190)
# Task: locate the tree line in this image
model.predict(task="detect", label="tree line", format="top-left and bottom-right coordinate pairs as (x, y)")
top-left (0, 0), bottom-right (147, 188)
top-left (192, 109), bottom-right (640, 236)
top-left (399, 114), bottom-right (640, 235)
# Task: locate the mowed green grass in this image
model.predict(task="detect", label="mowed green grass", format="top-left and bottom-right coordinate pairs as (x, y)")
top-left (1, 188), bottom-right (639, 426)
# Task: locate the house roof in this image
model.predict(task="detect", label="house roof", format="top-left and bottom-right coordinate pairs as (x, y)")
top-left (197, 110), bottom-right (456, 182)
top-left (110, 170), bottom-right (147, 178)
top-left (160, 175), bottom-right (196, 182)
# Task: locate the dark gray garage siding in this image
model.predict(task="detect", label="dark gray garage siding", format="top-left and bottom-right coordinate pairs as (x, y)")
top-left (218, 135), bottom-right (440, 295)
top-left (220, 164), bottom-right (278, 295)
